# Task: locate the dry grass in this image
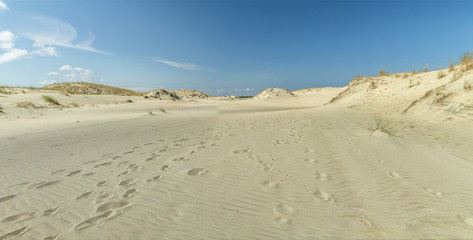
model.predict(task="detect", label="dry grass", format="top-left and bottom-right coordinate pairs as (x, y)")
top-left (437, 69), bottom-right (445, 79)
top-left (42, 95), bottom-right (60, 105)
top-left (423, 65), bottom-right (429, 72)
top-left (16, 102), bottom-right (38, 109)
top-left (378, 68), bottom-right (389, 77)
top-left (460, 51), bottom-right (473, 70)
top-left (43, 82), bottom-right (141, 96)
top-left (432, 90), bottom-right (453, 105)
top-left (449, 59), bottom-right (456, 72)
top-left (370, 117), bottom-right (394, 136)
top-left (464, 78), bottom-right (473, 91)
top-left (159, 107), bottom-right (166, 113)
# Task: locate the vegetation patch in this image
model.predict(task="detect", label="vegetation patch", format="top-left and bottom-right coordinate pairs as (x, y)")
top-left (42, 95), bottom-right (60, 105)
top-left (16, 102), bottom-right (38, 109)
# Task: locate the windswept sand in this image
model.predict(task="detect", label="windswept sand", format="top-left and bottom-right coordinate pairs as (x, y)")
top-left (1, 76), bottom-right (473, 239)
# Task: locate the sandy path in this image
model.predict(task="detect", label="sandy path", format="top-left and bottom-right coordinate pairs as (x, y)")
top-left (1, 104), bottom-right (473, 239)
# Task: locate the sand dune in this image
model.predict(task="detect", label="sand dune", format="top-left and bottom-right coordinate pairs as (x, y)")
top-left (1, 70), bottom-right (473, 239)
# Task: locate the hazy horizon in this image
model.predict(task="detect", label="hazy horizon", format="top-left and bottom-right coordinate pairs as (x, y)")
top-left (1, 0), bottom-right (473, 96)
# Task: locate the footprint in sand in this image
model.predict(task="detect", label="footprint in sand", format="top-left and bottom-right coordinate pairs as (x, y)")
top-left (308, 190), bottom-right (334, 202)
top-left (127, 164), bottom-right (141, 172)
top-left (388, 172), bottom-right (402, 179)
top-left (422, 188), bottom-right (443, 197)
top-left (273, 203), bottom-right (294, 225)
top-left (95, 193), bottom-right (114, 203)
top-left (2, 211), bottom-right (37, 223)
top-left (274, 140), bottom-right (287, 145)
top-left (304, 149), bottom-right (315, 153)
top-left (43, 207), bottom-right (59, 216)
top-left (0, 226), bottom-right (29, 239)
top-left (76, 191), bottom-right (94, 200)
top-left (50, 169), bottom-right (67, 175)
top-left (35, 180), bottom-right (61, 190)
top-left (263, 163), bottom-right (274, 171)
top-left (123, 151), bottom-right (135, 155)
top-left (74, 211), bottom-right (115, 231)
top-left (146, 175), bottom-right (163, 183)
top-left (117, 171), bottom-right (130, 177)
top-left (96, 200), bottom-right (131, 213)
top-left (173, 157), bottom-right (188, 162)
top-left (118, 179), bottom-right (136, 187)
top-left (96, 180), bottom-right (108, 187)
top-left (67, 170), bottom-right (82, 177)
top-left (82, 172), bottom-right (95, 177)
top-left (187, 168), bottom-right (207, 176)
top-left (112, 156), bottom-right (121, 160)
top-left (304, 159), bottom-right (318, 164)
top-left (0, 194), bottom-right (17, 204)
top-left (94, 162), bottom-right (112, 168)
top-left (123, 188), bottom-right (138, 198)
top-left (145, 156), bottom-right (158, 162)
top-left (161, 164), bottom-right (171, 171)
top-left (233, 149), bottom-right (249, 154)
top-left (43, 234), bottom-right (60, 240)
top-left (261, 180), bottom-right (280, 189)
top-left (315, 172), bottom-right (328, 181)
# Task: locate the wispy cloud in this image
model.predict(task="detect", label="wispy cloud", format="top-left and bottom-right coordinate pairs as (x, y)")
top-left (20, 14), bottom-right (108, 55)
top-left (47, 71), bottom-right (58, 76)
top-left (0, 1), bottom-right (9, 11)
top-left (153, 58), bottom-right (203, 71)
top-left (38, 80), bottom-right (57, 86)
top-left (0, 30), bottom-right (28, 64)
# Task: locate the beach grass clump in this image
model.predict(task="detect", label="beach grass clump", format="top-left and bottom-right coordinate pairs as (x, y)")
top-left (16, 101), bottom-right (38, 109)
top-left (378, 68), bottom-right (389, 77)
top-left (423, 65), bottom-right (429, 72)
top-left (437, 69), bottom-right (445, 79)
top-left (460, 51), bottom-right (473, 70)
top-left (371, 117), bottom-right (394, 136)
top-left (449, 60), bottom-right (456, 72)
top-left (42, 95), bottom-right (60, 105)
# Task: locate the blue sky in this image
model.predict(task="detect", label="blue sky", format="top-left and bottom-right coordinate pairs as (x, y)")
top-left (1, 0), bottom-right (473, 96)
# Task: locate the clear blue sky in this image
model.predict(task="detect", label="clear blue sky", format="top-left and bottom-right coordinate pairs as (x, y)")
top-left (1, 0), bottom-right (473, 96)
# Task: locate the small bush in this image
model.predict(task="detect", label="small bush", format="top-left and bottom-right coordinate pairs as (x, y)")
top-left (378, 68), bottom-right (389, 77)
top-left (16, 102), bottom-right (38, 109)
top-left (42, 95), bottom-right (60, 105)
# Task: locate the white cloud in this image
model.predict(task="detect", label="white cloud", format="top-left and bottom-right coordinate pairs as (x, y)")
top-left (38, 80), bottom-right (57, 85)
top-left (56, 65), bottom-right (94, 82)
top-left (47, 71), bottom-right (58, 76)
top-left (153, 58), bottom-right (203, 71)
top-left (32, 45), bottom-right (58, 56)
top-left (59, 65), bottom-right (73, 71)
top-left (0, 30), bottom-right (29, 64)
top-left (0, 1), bottom-right (9, 11)
top-left (20, 15), bottom-right (108, 55)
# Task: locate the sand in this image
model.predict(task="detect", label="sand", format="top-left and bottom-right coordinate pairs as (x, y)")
top-left (1, 71), bottom-right (473, 239)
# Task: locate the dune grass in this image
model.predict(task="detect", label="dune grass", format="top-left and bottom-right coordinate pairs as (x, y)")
top-left (42, 95), bottom-right (60, 105)
top-left (371, 117), bottom-right (394, 136)
top-left (16, 102), bottom-right (38, 109)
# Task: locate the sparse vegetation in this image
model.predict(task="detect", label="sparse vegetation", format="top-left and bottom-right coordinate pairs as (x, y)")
top-left (451, 71), bottom-right (461, 82)
top-left (378, 68), bottom-right (389, 77)
top-left (42, 95), bottom-right (60, 105)
top-left (460, 51), bottom-right (473, 70)
top-left (16, 101), bottom-right (38, 109)
top-left (70, 102), bottom-right (79, 107)
top-left (437, 69), bottom-right (445, 79)
top-left (464, 78), bottom-right (473, 91)
top-left (159, 107), bottom-right (166, 113)
top-left (402, 73), bottom-right (409, 79)
top-left (423, 65), bottom-right (429, 72)
top-left (449, 59), bottom-right (456, 72)
top-left (432, 90), bottom-right (453, 105)
top-left (148, 111), bottom-right (155, 115)
top-left (371, 117), bottom-right (394, 136)
top-left (126, 99), bottom-right (133, 103)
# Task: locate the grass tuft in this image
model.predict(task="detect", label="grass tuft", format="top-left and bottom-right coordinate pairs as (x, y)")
top-left (126, 99), bottom-right (133, 103)
top-left (437, 69), bottom-right (445, 79)
top-left (371, 117), bottom-right (394, 136)
top-left (464, 78), bottom-right (473, 91)
top-left (16, 102), bottom-right (38, 109)
top-left (159, 107), bottom-right (166, 113)
top-left (42, 95), bottom-right (60, 105)
top-left (378, 68), bottom-right (389, 77)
